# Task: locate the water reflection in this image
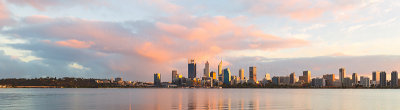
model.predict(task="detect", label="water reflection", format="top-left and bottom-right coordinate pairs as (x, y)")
top-left (1, 89), bottom-right (400, 110)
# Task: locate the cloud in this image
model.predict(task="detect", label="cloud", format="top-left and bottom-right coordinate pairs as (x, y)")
top-left (240, 0), bottom-right (363, 21)
top-left (8, 15), bottom-right (308, 62)
top-left (68, 62), bottom-right (90, 70)
top-left (56, 39), bottom-right (95, 49)
top-left (5, 0), bottom-right (97, 11)
top-left (1, 15), bottom-right (309, 81)
top-left (0, 1), bottom-right (15, 27)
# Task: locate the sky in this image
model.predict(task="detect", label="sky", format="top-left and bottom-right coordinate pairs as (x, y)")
top-left (0, 0), bottom-right (400, 81)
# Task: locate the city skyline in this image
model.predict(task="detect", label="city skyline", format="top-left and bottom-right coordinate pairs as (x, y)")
top-left (1, 0), bottom-right (400, 82)
top-left (159, 58), bottom-right (400, 83)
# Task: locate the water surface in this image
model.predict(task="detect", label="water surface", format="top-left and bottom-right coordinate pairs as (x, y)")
top-left (0, 88), bottom-right (398, 110)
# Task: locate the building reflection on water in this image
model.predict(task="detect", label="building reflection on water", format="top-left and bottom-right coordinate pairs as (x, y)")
top-left (1, 88), bottom-right (398, 110)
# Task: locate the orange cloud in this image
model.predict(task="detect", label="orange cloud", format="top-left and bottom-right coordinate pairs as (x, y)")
top-left (56, 39), bottom-right (95, 49)
top-left (10, 16), bottom-right (308, 63)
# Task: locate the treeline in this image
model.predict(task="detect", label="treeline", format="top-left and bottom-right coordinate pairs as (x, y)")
top-left (0, 77), bottom-right (117, 88)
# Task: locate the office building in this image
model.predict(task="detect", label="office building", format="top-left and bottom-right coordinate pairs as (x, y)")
top-left (391, 71), bottom-right (398, 87)
top-left (311, 78), bottom-right (325, 87)
top-left (210, 71), bottom-right (217, 80)
top-left (249, 66), bottom-right (257, 82)
top-left (218, 60), bottom-right (223, 81)
top-left (272, 76), bottom-right (280, 85)
top-left (265, 73), bottom-right (271, 80)
top-left (339, 68), bottom-right (346, 83)
top-left (172, 70), bottom-right (178, 83)
top-left (380, 71), bottom-right (387, 87)
top-left (360, 76), bottom-right (370, 87)
top-left (352, 73), bottom-right (358, 85)
top-left (204, 61), bottom-right (210, 78)
top-left (223, 68), bottom-right (231, 85)
top-left (343, 77), bottom-right (352, 87)
top-left (323, 74), bottom-right (335, 86)
top-left (188, 59), bottom-right (197, 79)
top-left (290, 72), bottom-right (296, 84)
top-left (372, 71), bottom-right (380, 85)
top-left (239, 68), bottom-right (244, 80)
top-left (299, 71), bottom-right (311, 83)
top-left (154, 73), bottom-right (161, 86)
top-left (279, 76), bottom-right (290, 85)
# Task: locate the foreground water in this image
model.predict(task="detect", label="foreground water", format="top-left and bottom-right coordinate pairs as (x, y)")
top-left (0, 88), bottom-right (399, 110)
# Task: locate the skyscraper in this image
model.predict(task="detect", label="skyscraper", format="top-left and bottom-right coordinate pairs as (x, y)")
top-left (154, 73), bottom-right (161, 86)
top-left (339, 68), bottom-right (346, 83)
top-left (290, 72), bottom-right (296, 84)
top-left (380, 71), bottom-right (387, 87)
top-left (204, 61), bottom-right (210, 78)
top-left (299, 71), bottom-right (311, 83)
top-left (218, 60), bottom-right (223, 81)
top-left (391, 71), bottom-right (398, 87)
top-left (223, 68), bottom-right (231, 85)
top-left (249, 66), bottom-right (257, 82)
top-left (188, 59), bottom-right (197, 79)
top-left (372, 71), bottom-right (380, 85)
top-left (210, 71), bottom-right (217, 80)
top-left (172, 70), bottom-right (178, 83)
top-left (352, 73), bottom-right (358, 85)
top-left (323, 74), bottom-right (335, 86)
top-left (239, 68), bottom-right (244, 80)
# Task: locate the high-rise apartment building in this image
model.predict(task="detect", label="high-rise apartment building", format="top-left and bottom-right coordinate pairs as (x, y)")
top-left (339, 68), bottom-right (346, 83)
top-left (391, 71), bottom-right (398, 87)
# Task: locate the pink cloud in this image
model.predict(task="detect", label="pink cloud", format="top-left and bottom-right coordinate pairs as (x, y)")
top-left (23, 15), bottom-right (52, 24)
top-left (56, 39), bottom-right (95, 49)
top-left (15, 16), bottom-right (308, 63)
top-left (0, 1), bottom-right (14, 26)
top-left (8, 15), bottom-right (309, 78)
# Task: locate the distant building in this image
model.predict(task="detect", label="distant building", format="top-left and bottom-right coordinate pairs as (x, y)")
top-left (343, 77), bottom-right (352, 87)
top-left (223, 68), bottom-right (231, 85)
top-left (372, 71), bottom-right (380, 85)
top-left (249, 66), bottom-right (257, 82)
top-left (391, 71), bottom-right (398, 87)
top-left (290, 72), bottom-right (296, 84)
top-left (352, 73), bottom-right (358, 85)
top-left (154, 73), bottom-right (161, 86)
top-left (218, 60), bottom-right (223, 81)
top-left (272, 76), bottom-right (280, 85)
top-left (172, 70), bottom-right (178, 83)
top-left (339, 68), bottom-right (346, 84)
top-left (210, 71), bottom-right (217, 80)
top-left (115, 77), bottom-right (123, 82)
top-left (204, 61), bottom-right (210, 78)
top-left (323, 74), bottom-right (335, 86)
top-left (279, 76), bottom-right (290, 85)
top-left (380, 71), bottom-right (387, 87)
top-left (188, 59), bottom-right (197, 79)
top-left (265, 73), bottom-right (271, 80)
top-left (299, 71), bottom-right (311, 83)
top-left (239, 68), bottom-right (244, 80)
top-left (360, 76), bottom-right (370, 87)
top-left (311, 78), bottom-right (325, 87)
